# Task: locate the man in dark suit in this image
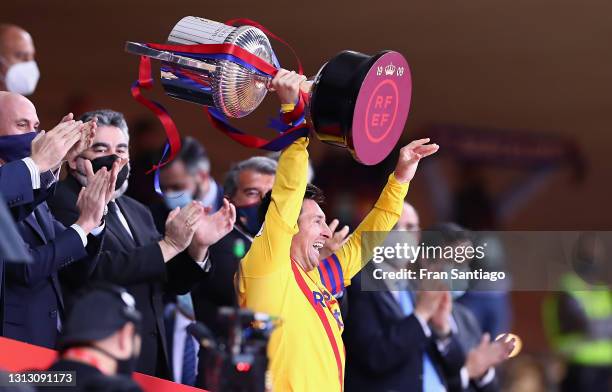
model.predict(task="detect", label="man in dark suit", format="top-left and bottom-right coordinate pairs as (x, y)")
top-left (147, 137), bottom-right (228, 385)
top-left (343, 205), bottom-right (511, 392)
top-left (0, 92), bottom-right (110, 349)
top-left (0, 91), bottom-right (95, 340)
top-left (0, 134), bottom-right (54, 335)
top-left (344, 268), bottom-right (467, 392)
top-left (344, 274), bottom-right (508, 392)
top-left (48, 109), bottom-right (235, 381)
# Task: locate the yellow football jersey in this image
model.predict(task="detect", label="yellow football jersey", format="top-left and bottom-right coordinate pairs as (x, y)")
top-left (237, 137), bottom-right (409, 391)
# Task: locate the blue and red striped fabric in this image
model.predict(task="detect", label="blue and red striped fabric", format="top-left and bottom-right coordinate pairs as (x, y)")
top-left (318, 254), bottom-right (345, 296)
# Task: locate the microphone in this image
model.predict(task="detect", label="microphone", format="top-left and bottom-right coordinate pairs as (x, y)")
top-left (187, 322), bottom-right (217, 349)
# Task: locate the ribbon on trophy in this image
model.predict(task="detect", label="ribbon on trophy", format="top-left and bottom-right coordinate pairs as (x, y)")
top-left (130, 18), bottom-right (310, 183)
top-left (130, 55), bottom-right (182, 176)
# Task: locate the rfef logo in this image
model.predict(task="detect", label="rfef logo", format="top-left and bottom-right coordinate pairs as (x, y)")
top-left (365, 79), bottom-right (399, 144)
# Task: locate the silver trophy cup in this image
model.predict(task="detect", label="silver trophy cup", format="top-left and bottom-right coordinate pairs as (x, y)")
top-left (126, 16), bottom-right (274, 118)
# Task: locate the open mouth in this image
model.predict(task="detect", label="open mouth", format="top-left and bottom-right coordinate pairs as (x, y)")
top-left (313, 241), bottom-right (324, 255)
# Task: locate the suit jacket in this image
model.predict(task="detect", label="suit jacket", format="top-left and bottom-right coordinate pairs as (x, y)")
top-left (343, 271), bottom-right (466, 392)
top-left (47, 175), bottom-right (210, 381)
top-left (191, 227), bottom-right (251, 338)
top-left (2, 200), bottom-right (101, 349)
top-left (0, 160), bottom-right (57, 339)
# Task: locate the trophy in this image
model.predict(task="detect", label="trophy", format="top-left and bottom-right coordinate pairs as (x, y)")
top-left (126, 16), bottom-right (412, 165)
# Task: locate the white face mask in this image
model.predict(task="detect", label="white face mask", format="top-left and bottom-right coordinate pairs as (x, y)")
top-left (1, 60), bottom-right (40, 95)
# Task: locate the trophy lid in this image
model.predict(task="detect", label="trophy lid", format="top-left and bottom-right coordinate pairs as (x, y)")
top-left (310, 50), bottom-right (412, 165)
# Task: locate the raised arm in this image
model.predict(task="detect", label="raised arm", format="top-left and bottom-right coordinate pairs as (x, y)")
top-left (335, 139), bottom-right (439, 284)
top-left (270, 138), bottom-right (309, 231)
top-left (240, 70), bottom-right (309, 278)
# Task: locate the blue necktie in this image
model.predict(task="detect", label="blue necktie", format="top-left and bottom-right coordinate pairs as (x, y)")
top-left (40, 170), bottom-right (56, 189)
top-left (397, 290), bottom-right (445, 392)
top-left (181, 332), bottom-right (197, 386)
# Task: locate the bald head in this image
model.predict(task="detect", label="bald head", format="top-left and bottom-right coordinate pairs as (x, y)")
top-left (0, 24), bottom-right (36, 90)
top-left (0, 91), bottom-right (39, 136)
top-left (395, 202), bottom-right (420, 232)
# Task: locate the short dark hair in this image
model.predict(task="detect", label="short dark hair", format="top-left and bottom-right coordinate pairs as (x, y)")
top-left (163, 136), bottom-right (210, 174)
top-left (258, 183), bottom-right (325, 224)
top-left (79, 109), bottom-right (129, 141)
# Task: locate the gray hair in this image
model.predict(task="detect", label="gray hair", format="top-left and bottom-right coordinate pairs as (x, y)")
top-left (224, 156), bottom-right (278, 198)
top-left (79, 109), bottom-right (129, 143)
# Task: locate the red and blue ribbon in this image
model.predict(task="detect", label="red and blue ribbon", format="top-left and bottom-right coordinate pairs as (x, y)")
top-left (130, 55), bottom-right (181, 174)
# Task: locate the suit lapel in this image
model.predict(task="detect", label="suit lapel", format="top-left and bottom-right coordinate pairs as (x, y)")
top-left (376, 290), bottom-right (406, 319)
top-left (51, 274), bottom-right (65, 311)
top-left (106, 212), bottom-right (136, 251)
top-left (37, 205), bottom-right (65, 312)
top-left (34, 204), bottom-right (53, 240)
top-left (23, 210), bottom-right (47, 244)
top-left (23, 204), bottom-right (64, 312)
top-left (117, 198), bottom-right (146, 246)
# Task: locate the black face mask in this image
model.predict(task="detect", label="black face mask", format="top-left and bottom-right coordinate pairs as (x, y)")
top-left (236, 202), bottom-right (263, 237)
top-left (90, 154), bottom-right (129, 190)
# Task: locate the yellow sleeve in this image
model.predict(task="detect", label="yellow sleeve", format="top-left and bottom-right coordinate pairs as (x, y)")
top-left (336, 173), bottom-right (409, 286)
top-left (239, 137), bottom-right (309, 278)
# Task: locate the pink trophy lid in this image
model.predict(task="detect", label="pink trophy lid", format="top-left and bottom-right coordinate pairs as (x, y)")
top-left (351, 51), bottom-right (412, 165)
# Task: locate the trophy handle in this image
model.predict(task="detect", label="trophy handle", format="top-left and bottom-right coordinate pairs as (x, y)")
top-left (124, 41), bottom-right (217, 73)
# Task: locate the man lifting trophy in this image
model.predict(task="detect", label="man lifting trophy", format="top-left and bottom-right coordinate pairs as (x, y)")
top-left (126, 17), bottom-right (435, 391)
top-left (126, 16), bottom-right (412, 165)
